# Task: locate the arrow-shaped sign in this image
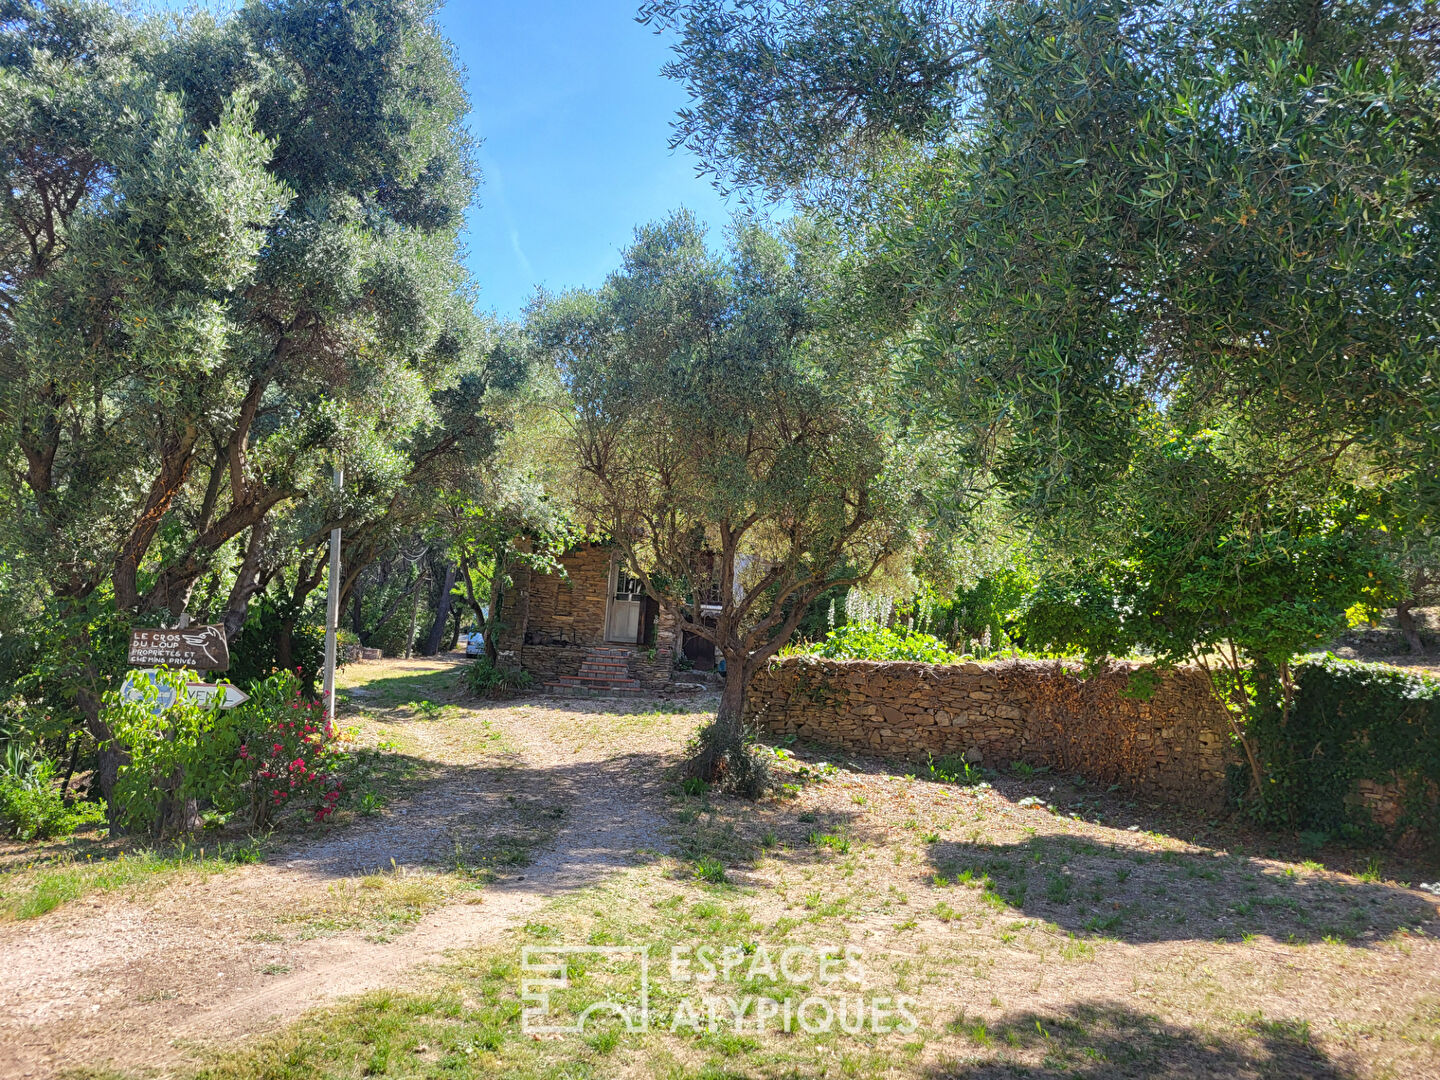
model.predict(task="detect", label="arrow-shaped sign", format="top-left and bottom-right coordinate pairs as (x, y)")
top-left (121, 670), bottom-right (250, 711)
top-left (186, 682), bottom-right (250, 709)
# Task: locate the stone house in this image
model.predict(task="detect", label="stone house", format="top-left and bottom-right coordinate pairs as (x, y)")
top-left (495, 542), bottom-right (714, 694)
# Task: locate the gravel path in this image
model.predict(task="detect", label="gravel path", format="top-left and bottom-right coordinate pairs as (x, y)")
top-left (0, 661), bottom-right (703, 1078)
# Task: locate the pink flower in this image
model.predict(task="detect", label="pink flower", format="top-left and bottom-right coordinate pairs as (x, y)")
top-left (272, 743), bottom-right (283, 754)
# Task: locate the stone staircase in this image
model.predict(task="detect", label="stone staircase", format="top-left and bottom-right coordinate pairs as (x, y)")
top-left (544, 646), bottom-right (644, 697)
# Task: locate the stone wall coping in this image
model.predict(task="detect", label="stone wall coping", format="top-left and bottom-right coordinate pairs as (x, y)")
top-left (764, 655), bottom-right (1204, 677)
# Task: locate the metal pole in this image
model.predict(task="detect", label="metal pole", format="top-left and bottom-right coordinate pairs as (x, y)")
top-left (323, 464), bottom-right (342, 734)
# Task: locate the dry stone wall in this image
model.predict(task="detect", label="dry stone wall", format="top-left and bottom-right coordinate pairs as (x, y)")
top-left (500, 544), bottom-right (612, 649)
top-left (745, 657), bottom-right (1239, 812)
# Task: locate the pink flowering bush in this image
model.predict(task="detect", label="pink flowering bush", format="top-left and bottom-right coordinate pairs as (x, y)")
top-left (234, 670), bottom-right (342, 828)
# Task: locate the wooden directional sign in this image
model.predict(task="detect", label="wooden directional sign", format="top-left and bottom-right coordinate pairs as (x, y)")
top-left (186, 682), bottom-right (249, 709)
top-left (127, 625), bottom-right (230, 671)
top-left (121, 670), bottom-right (249, 711)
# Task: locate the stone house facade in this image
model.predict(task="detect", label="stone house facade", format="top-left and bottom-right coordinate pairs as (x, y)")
top-left (494, 542), bottom-right (681, 692)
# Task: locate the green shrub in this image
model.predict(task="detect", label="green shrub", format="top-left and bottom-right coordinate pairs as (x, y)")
top-left (464, 659), bottom-right (533, 697)
top-left (103, 669), bottom-right (244, 836)
top-left (103, 668), bottom-right (344, 835)
top-left (1251, 656), bottom-right (1440, 843)
top-left (927, 754), bottom-right (986, 786)
top-left (809, 625), bottom-right (960, 664)
top-left (914, 567), bottom-right (1038, 653)
top-left (336, 628), bottom-right (362, 664)
top-left (0, 757), bottom-right (104, 840)
top-left (232, 670), bottom-right (343, 827)
top-left (367, 617), bottom-right (416, 659)
top-left (226, 598), bottom-right (326, 693)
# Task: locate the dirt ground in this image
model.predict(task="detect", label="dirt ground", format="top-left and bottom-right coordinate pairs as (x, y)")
top-left (0, 657), bottom-right (697, 1078)
top-left (0, 655), bottom-right (1436, 1080)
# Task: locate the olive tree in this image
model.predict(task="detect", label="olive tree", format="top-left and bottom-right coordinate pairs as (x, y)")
top-left (646, 0), bottom-right (1440, 519)
top-left (534, 213), bottom-right (912, 791)
top-left (647, 1), bottom-right (1438, 796)
top-left (0, 0), bottom-right (487, 816)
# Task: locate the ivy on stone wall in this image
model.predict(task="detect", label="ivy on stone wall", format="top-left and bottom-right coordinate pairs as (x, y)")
top-left (1252, 657), bottom-right (1440, 844)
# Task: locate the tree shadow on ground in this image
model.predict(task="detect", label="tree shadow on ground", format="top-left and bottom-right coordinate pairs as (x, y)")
top-left (927, 1001), bottom-right (1357, 1078)
top-left (768, 734), bottom-right (1438, 876)
top-left (275, 749), bottom-right (682, 887)
top-left (922, 832), bottom-right (1437, 946)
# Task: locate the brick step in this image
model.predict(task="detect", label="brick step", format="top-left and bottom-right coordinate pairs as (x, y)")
top-left (578, 667), bottom-right (631, 678)
top-left (578, 659), bottom-right (630, 670)
top-left (587, 648), bottom-right (635, 657)
top-left (554, 676), bottom-right (643, 689)
top-left (542, 682), bottom-right (645, 699)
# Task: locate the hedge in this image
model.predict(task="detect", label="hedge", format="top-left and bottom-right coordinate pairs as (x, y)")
top-left (1253, 656), bottom-right (1440, 843)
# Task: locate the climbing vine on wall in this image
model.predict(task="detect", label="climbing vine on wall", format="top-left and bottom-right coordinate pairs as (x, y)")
top-left (1252, 657), bottom-right (1440, 844)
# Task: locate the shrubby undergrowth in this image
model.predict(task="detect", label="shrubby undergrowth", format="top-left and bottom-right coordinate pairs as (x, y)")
top-left (1252, 656), bottom-right (1440, 843)
top-left (464, 658), bottom-right (533, 697)
top-left (791, 624), bottom-right (1072, 665)
top-left (806, 625), bottom-right (961, 664)
top-left (102, 669), bottom-right (344, 837)
top-left (0, 754), bottom-right (105, 841)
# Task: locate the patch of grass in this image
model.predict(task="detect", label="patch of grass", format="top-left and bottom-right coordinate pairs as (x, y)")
top-left (1045, 872), bottom-right (1073, 905)
top-left (1085, 912), bottom-right (1123, 933)
top-left (807, 830), bottom-right (851, 854)
top-left (278, 866), bottom-right (449, 940)
top-left (948, 1014), bottom-right (994, 1046)
top-left (1243, 1013), bottom-right (1313, 1043)
top-left (694, 858), bottom-right (727, 885)
top-left (587, 1027), bottom-right (621, 1054)
top-left (0, 840), bottom-right (264, 921)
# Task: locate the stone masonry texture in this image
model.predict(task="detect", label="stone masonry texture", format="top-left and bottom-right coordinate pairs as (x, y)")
top-left (745, 657), bottom-right (1238, 812)
top-left (497, 543), bottom-right (677, 690)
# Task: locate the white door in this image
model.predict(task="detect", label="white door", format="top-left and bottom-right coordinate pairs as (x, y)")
top-left (605, 564), bottom-right (645, 643)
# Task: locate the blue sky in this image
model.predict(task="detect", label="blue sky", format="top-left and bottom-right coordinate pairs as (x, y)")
top-left (443, 1), bottom-right (736, 317)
